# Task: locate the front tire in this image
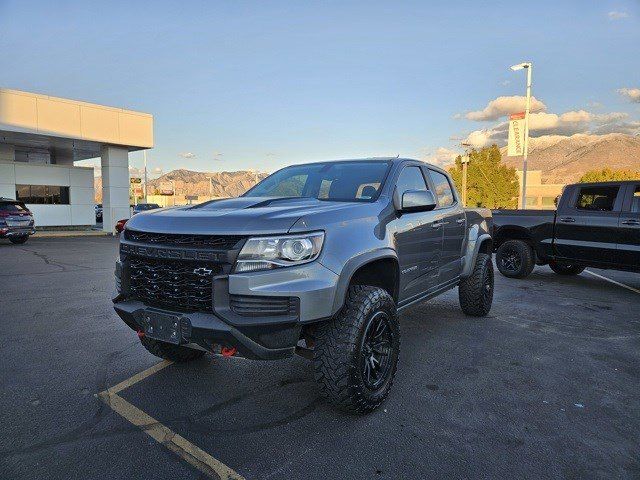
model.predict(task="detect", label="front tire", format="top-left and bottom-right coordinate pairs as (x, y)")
top-left (496, 239), bottom-right (535, 278)
top-left (140, 337), bottom-right (206, 362)
top-left (459, 253), bottom-right (494, 316)
top-left (549, 262), bottom-right (585, 276)
top-left (313, 285), bottom-right (399, 415)
top-left (9, 235), bottom-right (29, 245)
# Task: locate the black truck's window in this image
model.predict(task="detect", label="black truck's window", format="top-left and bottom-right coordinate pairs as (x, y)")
top-left (632, 186), bottom-right (640, 213)
top-left (575, 186), bottom-right (619, 212)
top-left (429, 170), bottom-right (455, 207)
top-left (396, 166), bottom-right (428, 194)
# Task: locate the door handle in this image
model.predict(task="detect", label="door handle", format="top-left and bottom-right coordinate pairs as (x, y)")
top-left (622, 219), bottom-right (640, 226)
top-left (431, 222), bottom-right (443, 229)
top-left (560, 217), bottom-right (575, 223)
top-left (456, 218), bottom-right (466, 224)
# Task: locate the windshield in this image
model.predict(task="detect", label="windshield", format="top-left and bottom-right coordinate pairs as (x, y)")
top-left (244, 161), bottom-right (391, 202)
top-left (136, 204), bottom-right (160, 210)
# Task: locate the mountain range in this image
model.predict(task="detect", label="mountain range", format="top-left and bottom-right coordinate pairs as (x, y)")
top-left (94, 169), bottom-right (269, 202)
top-left (500, 133), bottom-right (640, 183)
top-left (93, 133), bottom-right (640, 202)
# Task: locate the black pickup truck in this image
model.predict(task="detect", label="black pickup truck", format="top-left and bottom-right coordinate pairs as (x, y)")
top-left (492, 180), bottom-right (640, 278)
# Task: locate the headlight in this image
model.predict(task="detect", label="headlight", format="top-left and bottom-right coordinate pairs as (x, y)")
top-left (235, 232), bottom-right (324, 273)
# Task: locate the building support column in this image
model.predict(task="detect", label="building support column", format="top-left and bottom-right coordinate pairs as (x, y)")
top-left (101, 146), bottom-right (130, 233)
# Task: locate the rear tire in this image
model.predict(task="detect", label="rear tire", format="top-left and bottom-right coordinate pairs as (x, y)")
top-left (549, 262), bottom-right (585, 276)
top-left (140, 337), bottom-right (206, 362)
top-left (313, 285), bottom-right (399, 415)
top-left (9, 235), bottom-right (28, 245)
top-left (496, 239), bottom-right (535, 278)
top-left (459, 253), bottom-right (494, 316)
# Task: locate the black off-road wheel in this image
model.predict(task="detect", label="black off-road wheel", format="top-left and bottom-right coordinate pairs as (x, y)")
top-left (459, 253), bottom-right (494, 316)
top-left (140, 336), bottom-right (206, 362)
top-left (9, 235), bottom-right (29, 245)
top-left (313, 285), bottom-right (400, 415)
top-left (496, 239), bottom-right (535, 278)
top-left (549, 261), bottom-right (585, 276)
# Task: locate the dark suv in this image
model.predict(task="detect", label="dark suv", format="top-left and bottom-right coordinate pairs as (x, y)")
top-left (0, 198), bottom-right (35, 244)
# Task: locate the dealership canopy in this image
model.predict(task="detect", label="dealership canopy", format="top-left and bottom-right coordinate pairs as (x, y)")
top-left (0, 88), bottom-right (153, 231)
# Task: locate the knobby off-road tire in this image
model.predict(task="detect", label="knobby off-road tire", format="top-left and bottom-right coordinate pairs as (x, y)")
top-left (459, 253), bottom-right (494, 317)
top-left (140, 337), bottom-right (206, 362)
top-left (9, 235), bottom-right (28, 245)
top-left (549, 261), bottom-right (585, 276)
top-left (496, 239), bottom-right (535, 278)
top-left (313, 285), bottom-right (400, 415)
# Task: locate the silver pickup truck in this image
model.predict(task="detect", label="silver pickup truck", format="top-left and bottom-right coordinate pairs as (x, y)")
top-left (113, 158), bottom-right (493, 413)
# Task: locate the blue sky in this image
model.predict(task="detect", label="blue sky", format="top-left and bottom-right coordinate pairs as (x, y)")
top-left (1, 0), bottom-right (638, 174)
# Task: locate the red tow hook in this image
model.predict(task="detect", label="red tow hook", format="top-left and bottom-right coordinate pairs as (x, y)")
top-left (137, 329), bottom-right (145, 339)
top-left (221, 346), bottom-right (237, 357)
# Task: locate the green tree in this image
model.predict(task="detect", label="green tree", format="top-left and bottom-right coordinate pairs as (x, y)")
top-left (579, 168), bottom-right (640, 183)
top-left (448, 144), bottom-right (519, 209)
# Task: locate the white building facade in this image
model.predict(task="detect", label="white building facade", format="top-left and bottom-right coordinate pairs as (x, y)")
top-left (0, 88), bottom-right (153, 231)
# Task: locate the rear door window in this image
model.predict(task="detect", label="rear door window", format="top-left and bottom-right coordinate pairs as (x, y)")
top-left (575, 186), bottom-right (619, 211)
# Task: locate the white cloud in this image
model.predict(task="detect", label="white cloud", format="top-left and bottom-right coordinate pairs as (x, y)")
top-left (618, 88), bottom-right (640, 103)
top-left (179, 152), bottom-right (196, 159)
top-left (462, 109), bottom-right (638, 147)
top-left (500, 80), bottom-right (511, 86)
top-left (463, 95), bottom-right (547, 121)
top-left (212, 152), bottom-right (224, 160)
top-left (608, 11), bottom-right (629, 20)
top-left (423, 147), bottom-right (458, 167)
top-left (592, 112), bottom-right (628, 124)
top-left (463, 126), bottom-right (507, 149)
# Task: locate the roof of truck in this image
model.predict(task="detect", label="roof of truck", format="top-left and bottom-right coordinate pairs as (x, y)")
top-left (569, 180), bottom-right (639, 187)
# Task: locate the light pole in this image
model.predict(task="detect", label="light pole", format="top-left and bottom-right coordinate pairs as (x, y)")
top-left (460, 142), bottom-right (472, 207)
top-left (143, 150), bottom-right (148, 203)
top-left (510, 61), bottom-right (532, 209)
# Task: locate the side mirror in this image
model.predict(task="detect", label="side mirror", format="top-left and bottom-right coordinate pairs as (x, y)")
top-left (400, 190), bottom-right (437, 213)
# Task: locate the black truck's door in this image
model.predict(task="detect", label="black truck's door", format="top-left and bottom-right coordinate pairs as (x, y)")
top-left (393, 165), bottom-right (442, 303)
top-left (553, 184), bottom-right (623, 265)
top-left (617, 183), bottom-right (640, 268)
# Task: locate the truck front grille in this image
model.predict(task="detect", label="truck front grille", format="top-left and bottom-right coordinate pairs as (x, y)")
top-left (124, 230), bottom-right (244, 250)
top-left (128, 257), bottom-right (221, 312)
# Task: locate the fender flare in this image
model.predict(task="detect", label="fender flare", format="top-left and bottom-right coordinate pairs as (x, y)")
top-left (460, 230), bottom-right (492, 278)
top-left (327, 247), bottom-right (399, 316)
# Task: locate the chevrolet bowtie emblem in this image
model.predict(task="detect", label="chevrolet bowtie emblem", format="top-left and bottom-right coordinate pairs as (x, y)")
top-left (193, 267), bottom-right (213, 276)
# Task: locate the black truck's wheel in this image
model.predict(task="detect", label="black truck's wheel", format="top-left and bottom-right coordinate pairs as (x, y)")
top-left (459, 253), bottom-right (494, 317)
top-left (549, 261), bottom-right (585, 276)
top-left (9, 235), bottom-right (28, 245)
top-left (313, 285), bottom-right (399, 414)
top-left (140, 337), bottom-right (206, 362)
top-left (496, 239), bottom-right (535, 278)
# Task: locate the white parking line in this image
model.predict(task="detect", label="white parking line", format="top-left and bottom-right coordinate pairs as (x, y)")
top-left (585, 270), bottom-right (640, 295)
top-left (99, 360), bottom-right (244, 480)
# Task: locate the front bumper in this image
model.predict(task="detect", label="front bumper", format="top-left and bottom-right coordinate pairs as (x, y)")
top-left (113, 261), bottom-right (340, 360)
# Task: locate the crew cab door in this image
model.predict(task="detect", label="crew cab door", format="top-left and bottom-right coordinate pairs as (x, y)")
top-left (617, 183), bottom-right (640, 268)
top-left (553, 184), bottom-right (623, 265)
top-left (425, 168), bottom-right (466, 285)
top-left (392, 165), bottom-right (442, 303)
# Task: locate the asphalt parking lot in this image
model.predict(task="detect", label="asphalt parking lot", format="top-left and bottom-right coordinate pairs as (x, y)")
top-left (1, 236), bottom-right (639, 479)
